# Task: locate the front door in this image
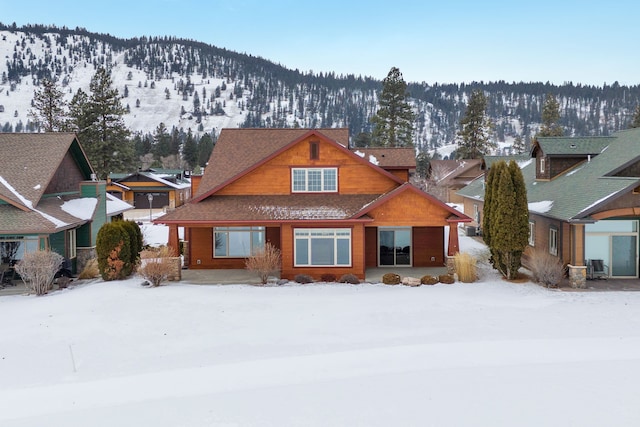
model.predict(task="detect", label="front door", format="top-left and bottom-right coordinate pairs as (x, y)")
top-left (379, 228), bottom-right (411, 266)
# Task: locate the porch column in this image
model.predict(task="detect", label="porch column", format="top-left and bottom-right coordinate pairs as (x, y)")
top-left (571, 223), bottom-right (585, 266)
top-left (167, 224), bottom-right (180, 252)
top-left (447, 223), bottom-right (459, 256)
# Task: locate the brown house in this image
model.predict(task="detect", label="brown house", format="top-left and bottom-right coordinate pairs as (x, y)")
top-left (428, 159), bottom-right (483, 203)
top-left (107, 168), bottom-right (191, 210)
top-left (156, 128), bottom-right (470, 280)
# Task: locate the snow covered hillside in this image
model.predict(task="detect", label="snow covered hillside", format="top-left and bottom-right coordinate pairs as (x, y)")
top-left (1, 234), bottom-right (640, 426)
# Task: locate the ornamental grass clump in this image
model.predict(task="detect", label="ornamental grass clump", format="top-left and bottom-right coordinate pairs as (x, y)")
top-left (454, 252), bottom-right (478, 283)
top-left (320, 273), bottom-right (337, 283)
top-left (294, 274), bottom-right (314, 284)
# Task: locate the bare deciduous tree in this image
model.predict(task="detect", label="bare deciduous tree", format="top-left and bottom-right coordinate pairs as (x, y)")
top-left (245, 243), bottom-right (281, 284)
top-left (15, 250), bottom-right (63, 296)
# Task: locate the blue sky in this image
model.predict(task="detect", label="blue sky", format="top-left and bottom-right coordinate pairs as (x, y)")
top-left (1, 0), bottom-right (638, 86)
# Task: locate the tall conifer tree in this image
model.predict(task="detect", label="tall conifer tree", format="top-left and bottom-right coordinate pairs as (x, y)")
top-left (538, 93), bottom-right (563, 137)
top-left (457, 90), bottom-right (495, 159)
top-left (630, 105), bottom-right (640, 128)
top-left (370, 67), bottom-right (415, 147)
top-left (29, 78), bottom-right (67, 132)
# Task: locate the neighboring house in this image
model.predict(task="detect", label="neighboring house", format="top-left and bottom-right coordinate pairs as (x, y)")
top-left (108, 168), bottom-right (191, 210)
top-left (428, 159), bottom-right (483, 203)
top-left (0, 133), bottom-right (130, 274)
top-left (457, 128), bottom-right (640, 283)
top-left (156, 128), bottom-right (471, 280)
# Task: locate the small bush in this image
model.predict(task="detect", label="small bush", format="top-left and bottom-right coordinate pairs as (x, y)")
top-left (78, 258), bottom-right (100, 279)
top-left (14, 250), bottom-right (63, 296)
top-left (454, 252), bottom-right (478, 283)
top-left (138, 246), bottom-right (177, 287)
top-left (320, 273), bottom-right (337, 282)
top-left (294, 274), bottom-right (314, 284)
top-left (382, 272), bottom-right (401, 285)
top-left (420, 275), bottom-right (439, 285)
top-left (438, 274), bottom-right (455, 284)
top-left (96, 222), bottom-right (132, 281)
top-left (528, 248), bottom-right (564, 288)
top-left (339, 273), bottom-right (360, 284)
top-left (245, 243), bottom-right (281, 284)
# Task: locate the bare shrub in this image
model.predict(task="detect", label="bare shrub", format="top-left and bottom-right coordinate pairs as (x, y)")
top-left (339, 273), bottom-right (360, 284)
top-left (138, 246), bottom-right (177, 287)
top-left (321, 273), bottom-right (337, 283)
top-left (14, 250), bottom-right (63, 296)
top-left (294, 274), bottom-right (314, 284)
top-left (382, 272), bottom-right (401, 285)
top-left (245, 243), bottom-right (281, 284)
top-left (454, 252), bottom-right (478, 283)
top-left (78, 259), bottom-right (100, 279)
top-left (528, 248), bottom-right (564, 288)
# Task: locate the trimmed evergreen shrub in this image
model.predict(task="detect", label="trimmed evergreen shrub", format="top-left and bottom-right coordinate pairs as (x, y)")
top-left (339, 273), bottom-right (360, 284)
top-left (382, 272), bottom-right (401, 285)
top-left (294, 274), bottom-right (314, 284)
top-left (96, 221), bottom-right (132, 281)
top-left (438, 274), bottom-right (455, 284)
top-left (320, 273), bottom-right (337, 283)
top-left (420, 275), bottom-right (439, 285)
top-left (119, 220), bottom-right (143, 267)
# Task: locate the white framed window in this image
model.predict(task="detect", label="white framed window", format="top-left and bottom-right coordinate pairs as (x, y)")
top-left (540, 158), bottom-right (546, 174)
top-left (214, 226), bottom-right (265, 258)
top-left (473, 203), bottom-right (480, 224)
top-left (549, 227), bottom-right (558, 256)
top-left (528, 221), bottom-right (535, 246)
top-left (292, 168), bottom-right (337, 193)
top-left (68, 229), bottom-right (77, 259)
top-left (294, 228), bottom-right (351, 266)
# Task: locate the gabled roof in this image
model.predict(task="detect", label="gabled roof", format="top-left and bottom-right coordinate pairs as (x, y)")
top-left (352, 147), bottom-right (416, 169)
top-left (429, 159), bottom-right (483, 186)
top-left (111, 171), bottom-right (190, 189)
top-left (0, 133), bottom-right (94, 210)
top-left (193, 128), bottom-right (376, 202)
top-left (531, 136), bottom-right (612, 157)
top-left (458, 128), bottom-right (640, 222)
top-left (483, 154), bottom-right (529, 170)
top-left (106, 193), bottom-right (134, 217)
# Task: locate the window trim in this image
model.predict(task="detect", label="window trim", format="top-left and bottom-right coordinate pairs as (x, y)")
top-left (549, 226), bottom-right (558, 256)
top-left (294, 228), bottom-right (352, 267)
top-left (213, 226), bottom-right (265, 258)
top-left (68, 229), bottom-right (77, 259)
top-left (540, 158), bottom-right (546, 174)
top-left (291, 167), bottom-right (338, 193)
top-left (528, 221), bottom-right (535, 246)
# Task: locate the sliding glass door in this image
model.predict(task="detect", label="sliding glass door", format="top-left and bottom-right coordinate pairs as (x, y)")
top-left (379, 228), bottom-right (411, 266)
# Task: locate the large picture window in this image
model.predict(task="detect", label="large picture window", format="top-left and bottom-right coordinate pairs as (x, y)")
top-left (294, 228), bottom-right (351, 266)
top-left (214, 226), bottom-right (265, 258)
top-left (292, 168), bottom-right (337, 193)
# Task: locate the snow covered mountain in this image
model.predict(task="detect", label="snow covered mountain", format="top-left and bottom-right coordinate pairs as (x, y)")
top-left (1, 24), bottom-right (640, 154)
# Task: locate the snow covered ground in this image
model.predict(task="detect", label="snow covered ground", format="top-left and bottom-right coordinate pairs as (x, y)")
top-left (1, 231), bottom-right (640, 426)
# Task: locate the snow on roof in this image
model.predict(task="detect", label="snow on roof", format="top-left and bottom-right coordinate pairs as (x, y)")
top-left (368, 154), bottom-right (379, 166)
top-left (528, 200), bottom-right (553, 213)
top-left (250, 205), bottom-right (349, 220)
top-left (517, 159), bottom-right (533, 169)
top-left (106, 193), bottom-right (134, 216)
top-left (61, 198), bottom-right (98, 221)
top-left (354, 150), bottom-right (365, 158)
top-left (0, 175), bottom-right (68, 228)
top-left (145, 172), bottom-right (191, 189)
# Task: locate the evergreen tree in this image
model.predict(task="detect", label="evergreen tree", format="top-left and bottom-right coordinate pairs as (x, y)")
top-left (456, 90), bottom-right (495, 159)
top-left (370, 67), bottom-right (415, 147)
top-left (415, 151), bottom-right (430, 179)
top-left (538, 93), bottom-right (563, 136)
top-left (512, 135), bottom-right (526, 154)
top-left (182, 128), bottom-right (198, 169)
top-left (485, 160), bottom-right (529, 280)
top-left (353, 131), bottom-right (372, 148)
top-left (630, 105), bottom-right (640, 128)
top-left (29, 78), bottom-right (67, 131)
top-left (152, 122), bottom-right (171, 159)
top-left (70, 67), bottom-right (134, 179)
top-left (197, 132), bottom-right (215, 168)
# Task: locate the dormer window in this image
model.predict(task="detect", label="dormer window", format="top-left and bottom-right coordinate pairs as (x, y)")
top-left (292, 168), bottom-right (337, 192)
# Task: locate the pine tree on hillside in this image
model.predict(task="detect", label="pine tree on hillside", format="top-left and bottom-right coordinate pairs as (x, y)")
top-left (538, 93), bottom-right (563, 137)
top-left (182, 128), bottom-right (198, 169)
top-left (512, 135), bottom-right (526, 154)
top-left (69, 67), bottom-right (135, 179)
top-left (370, 67), bottom-right (415, 147)
top-left (456, 90), bottom-right (495, 159)
top-left (29, 78), bottom-right (68, 132)
top-left (152, 122), bottom-right (171, 159)
top-left (485, 160), bottom-right (529, 280)
top-left (630, 105), bottom-right (640, 128)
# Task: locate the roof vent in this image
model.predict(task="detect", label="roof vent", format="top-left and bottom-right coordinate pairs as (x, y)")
top-left (569, 143), bottom-right (577, 149)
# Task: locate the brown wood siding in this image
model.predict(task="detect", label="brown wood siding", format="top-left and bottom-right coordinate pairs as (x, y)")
top-left (388, 169), bottom-right (409, 182)
top-left (462, 198), bottom-right (484, 228)
top-left (280, 223), bottom-right (366, 280)
top-left (216, 136), bottom-right (399, 196)
top-left (530, 214), bottom-right (567, 264)
top-left (266, 226), bottom-right (281, 249)
top-left (413, 227), bottom-right (445, 266)
top-left (550, 157), bottom-right (585, 179)
top-left (187, 226), bottom-right (245, 269)
top-left (365, 227), bottom-right (378, 267)
top-left (368, 189), bottom-right (450, 227)
top-left (45, 151), bottom-right (86, 194)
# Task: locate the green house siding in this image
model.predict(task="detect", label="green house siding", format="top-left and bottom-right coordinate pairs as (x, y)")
top-left (49, 230), bottom-right (66, 258)
top-left (80, 181), bottom-right (107, 246)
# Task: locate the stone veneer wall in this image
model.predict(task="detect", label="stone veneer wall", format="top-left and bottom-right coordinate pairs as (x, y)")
top-left (76, 247), bottom-right (96, 273)
top-left (568, 264), bottom-right (587, 289)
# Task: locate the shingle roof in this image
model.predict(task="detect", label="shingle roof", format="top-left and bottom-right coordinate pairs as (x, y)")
top-left (532, 136), bottom-right (612, 156)
top-left (458, 128), bottom-right (640, 221)
top-left (0, 133), bottom-right (83, 209)
top-left (158, 194), bottom-right (380, 223)
top-left (195, 128), bottom-right (349, 199)
top-left (352, 147), bottom-right (416, 169)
